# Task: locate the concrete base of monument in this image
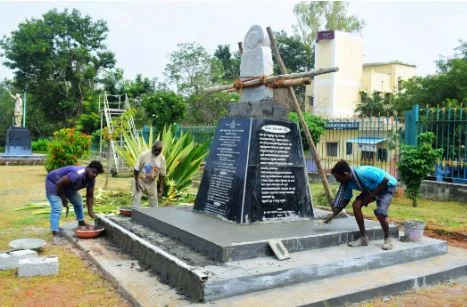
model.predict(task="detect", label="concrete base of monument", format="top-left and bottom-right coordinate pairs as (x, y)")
top-left (60, 220), bottom-right (467, 305)
top-left (131, 206), bottom-right (399, 262)
top-left (76, 208), bottom-right (465, 303)
top-left (0, 153), bottom-right (46, 165)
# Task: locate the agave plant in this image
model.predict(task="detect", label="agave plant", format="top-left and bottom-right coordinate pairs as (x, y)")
top-left (115, 125), bottom-right (209, 204)
top-left (114, 127), bottom-right (155, 168)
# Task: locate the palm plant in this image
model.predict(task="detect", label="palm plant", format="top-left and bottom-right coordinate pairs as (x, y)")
top-left (115, 125), bottom-right (209, 204)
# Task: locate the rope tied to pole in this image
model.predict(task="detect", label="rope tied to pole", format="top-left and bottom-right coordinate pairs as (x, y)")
top-left (233, 75), bottom-right (268, 90)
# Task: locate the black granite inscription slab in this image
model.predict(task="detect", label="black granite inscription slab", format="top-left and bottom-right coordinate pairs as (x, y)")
top-left (194, 117), bottom-right (313, 224)
top-left (5, 127), bottom-right (32, 155)
top-left (194, 118), bottom-right (252, 223)
top-left (246, 119), bottom-right (312, 222)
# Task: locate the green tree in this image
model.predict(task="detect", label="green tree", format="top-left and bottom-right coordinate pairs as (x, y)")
top-left (164, 42), bottom-right (224, 96)
top-left (214, 44), bottom-right (240, 82)
top-left (0, 81), bottom-right (14, 146)
top-left (398, 132), bottom-right (443, 207)
top-left (142, 91), bottom-right (186, 133)
top-left (293, 1), bottom-right (365, 70)
top-left (395, 41), bottom-right (467, 111)
top-left (185, 92), bottom-right (239, 124)
top-left (293, 1), bottom-right (365, 47)
top-left (273, 30), bottom-right (313, 74)
top-left (75, 99), bottom-right (100, 134)
top-left (355, 91), bottom-right (396, 117)
top-left (0, 9), bottom-right (115, 122)
top-left (273, 30), bottom-right (314, 101)
top-left (124, 74), bottom-right (160, 100)
top-left (100, 68), bottom-right (125, 95)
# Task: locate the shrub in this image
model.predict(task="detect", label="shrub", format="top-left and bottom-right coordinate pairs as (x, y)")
top-left (142, 91), bottom-right (186, 134)
top-left (288, 112), bottom-right (327, 151)
top-left (31, 138), bottom-right (50, 153)
top-left (45, 128), bottom-right (92, 172)
top-left (398, 132), bottom-right (443, 207)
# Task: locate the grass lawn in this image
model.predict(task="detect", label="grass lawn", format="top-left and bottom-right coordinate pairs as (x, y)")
top-left (0, 165), bottom-right (130, 306)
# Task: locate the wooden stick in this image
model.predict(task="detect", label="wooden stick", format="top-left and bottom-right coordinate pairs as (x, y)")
top-left (268, 78), bottom-right (312, 88)
top-left (266, 26), bottom-right (335, 208)
top-left (238, 42), bottom-right (243, 55)
top-left (204, 68), bottom-right (337, 93)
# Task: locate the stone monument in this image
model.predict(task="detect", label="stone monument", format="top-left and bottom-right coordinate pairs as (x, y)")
top-left (9, 91), bottom-right (23, 127)
top-left (4, 91), bottom-right (32, 156)
top-left (194, 25), bottom-right (313, 223)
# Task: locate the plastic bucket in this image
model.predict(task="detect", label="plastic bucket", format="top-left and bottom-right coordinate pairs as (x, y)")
top-left (403, 220), bottom-right (425, 241)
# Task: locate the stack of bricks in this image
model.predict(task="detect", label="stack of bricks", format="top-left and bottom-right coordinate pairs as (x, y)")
top-left (0, 250), bottom-right (39, 270)
top-left (0, 250), bottom-right (59, 277)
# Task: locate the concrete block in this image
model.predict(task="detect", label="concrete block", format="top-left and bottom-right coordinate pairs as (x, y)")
top-left (18, 256), bottom-right (59, 277)
top-left (0, 249), bottom-right (38, 270)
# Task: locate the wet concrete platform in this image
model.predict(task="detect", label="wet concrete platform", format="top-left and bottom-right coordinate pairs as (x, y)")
top-left (132, 206), bottom-right (399, 262)
top-left (65, 215), bottom-right (466, 303)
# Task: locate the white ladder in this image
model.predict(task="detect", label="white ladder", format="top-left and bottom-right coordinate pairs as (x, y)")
top-left (99, 92), bottom-right (137, 175)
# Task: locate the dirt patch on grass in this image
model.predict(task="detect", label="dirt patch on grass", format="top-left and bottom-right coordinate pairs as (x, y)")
top-left (423, 227), bottom-right (467, 249)
top-left (355, 278), bottom-right (467, 307)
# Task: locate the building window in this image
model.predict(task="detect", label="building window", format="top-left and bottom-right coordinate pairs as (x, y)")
top-left (378, 148), bottom-right (388, 161)
top-left (361, 151), bottom-right (375, 165)
top-left (346, 142), bottom-right (352, 155)
top-left (326, 142), bottom-right (338, 157)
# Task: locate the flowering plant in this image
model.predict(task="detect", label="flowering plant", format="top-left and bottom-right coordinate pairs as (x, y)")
top-left (45, 128), bottom-right (92, 172)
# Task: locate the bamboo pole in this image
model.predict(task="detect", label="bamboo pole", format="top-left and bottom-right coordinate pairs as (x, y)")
top-left (204, 68), bottom-right (337, 94)
top-left (266, 26), bottom-right (335, 208)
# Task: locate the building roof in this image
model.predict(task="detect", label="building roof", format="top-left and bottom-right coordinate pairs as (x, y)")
top-left (363, 61), bottom-right (416, 68)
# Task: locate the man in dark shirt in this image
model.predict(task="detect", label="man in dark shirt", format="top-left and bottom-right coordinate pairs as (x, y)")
top-left (45, 161), bottom-right (104, 244)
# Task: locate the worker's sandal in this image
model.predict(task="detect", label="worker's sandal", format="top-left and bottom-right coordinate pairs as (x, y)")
top-left (382, 238), bottom-right (393, 250)
top-left (348, 236), bottom-right (369, 247)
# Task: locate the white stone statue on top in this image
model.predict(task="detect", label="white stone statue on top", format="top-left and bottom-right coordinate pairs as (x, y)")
top-left (239, 25), bottom-right (274, 103)
top-left (8, 91), bottom-right (23, 127)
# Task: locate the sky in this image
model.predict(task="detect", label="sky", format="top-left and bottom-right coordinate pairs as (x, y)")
top-left (0, 1), bottom-right (466, 82)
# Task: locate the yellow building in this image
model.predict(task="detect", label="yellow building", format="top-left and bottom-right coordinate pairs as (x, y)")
top-left (362, 62), bottom-right (416, 94)
top-left (303, 30), bottom-right (414, 174)
top-left (309, 117), bottom-right (403, 177)
top-left (305, 30), bottom-right (416, 117)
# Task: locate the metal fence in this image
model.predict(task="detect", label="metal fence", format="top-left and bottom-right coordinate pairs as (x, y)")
top-left (312, 116), bottom-right (402, 178)
top-left (175, 124), bottom-right (216, 145)
top-left (175, 117), bottom-right (403, 178)
top-left (417, 106), bottom-right (467, 184)
top-left (175, 106), bottom-right (467, 184)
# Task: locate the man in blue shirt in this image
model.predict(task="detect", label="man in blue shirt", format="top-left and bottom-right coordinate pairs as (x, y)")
top-left (45, 161), bottom-right (104, 244)
top-left (331, 160), bottom-right (397, 250)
